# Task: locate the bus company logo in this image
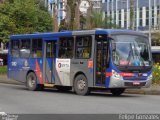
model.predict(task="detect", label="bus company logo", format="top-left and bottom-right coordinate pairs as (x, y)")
top-left (11, 62), bottom-right (17, 67)
top-left (58, 63), bottom-right (70, 68)
top-left (24, 60), bottom-right (28, 67)
top-left (58, 63), bottom-right (61, 68)
top-left (138, 73), bottom-right (143, 77)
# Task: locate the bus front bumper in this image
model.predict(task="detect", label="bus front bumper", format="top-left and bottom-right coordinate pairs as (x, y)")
top-left (108, 76), bottom-right (152, 88)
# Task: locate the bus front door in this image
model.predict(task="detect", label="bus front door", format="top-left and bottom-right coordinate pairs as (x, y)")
top-left (43, 40), bottom-right (56, 84)
top-left (95, 37), bottom-right (108, 86)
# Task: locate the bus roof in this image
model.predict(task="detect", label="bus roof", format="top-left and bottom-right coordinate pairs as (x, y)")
top-left (10, 29), bottom-right (147, 40)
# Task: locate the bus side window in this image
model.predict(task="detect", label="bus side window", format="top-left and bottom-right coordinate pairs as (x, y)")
top-left (20, 39), bottom-right (31, 58)
top-left (31, 39), bottom-right (42, 58)
top-left (58, 37), bottom-right (74, 58)
top-left (75, 36), bottom-right (92, 59)
top-left (46, 41), bottom-right (56, 58)
top-left (11, 40), bottom-right (20, 57)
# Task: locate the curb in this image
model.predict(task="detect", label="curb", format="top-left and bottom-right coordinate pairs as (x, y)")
top-left (125, 85), bottom-right (160, 95)
top-left (0, 75), bottom-right (23, 85)
top-left (0, 79), bottom-right (23, 85)
top-left (125, 88), bottom-right (160, 95)
top-left (0, 75), bottom-right (160, 95)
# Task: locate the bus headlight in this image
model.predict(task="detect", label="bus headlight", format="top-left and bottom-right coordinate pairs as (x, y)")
top-left (148, 74), bottom-right (152, 80)
top-left (112, 70), bottom-right (121, 79)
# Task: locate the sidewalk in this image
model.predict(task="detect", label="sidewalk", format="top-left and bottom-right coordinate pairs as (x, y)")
top-left (125, 85), bottom-right (160, 95)
top-left (0, 74), bottom-right (22, 85)
top-left (0, 74), bottom-right (160, 95)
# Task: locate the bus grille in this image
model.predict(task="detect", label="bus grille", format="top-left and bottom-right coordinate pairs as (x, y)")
top-left (124, 82), bottom-right (146, 87)
top-left (123, 76), bottom-right (147, 80)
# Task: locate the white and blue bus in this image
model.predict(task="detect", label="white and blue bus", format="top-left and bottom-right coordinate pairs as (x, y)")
top-left (8, 29), bottom-right (152, 96)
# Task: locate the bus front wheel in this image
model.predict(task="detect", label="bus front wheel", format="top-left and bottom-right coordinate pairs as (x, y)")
top-left (110, 88), bottom-right (125, 96)
top-left (74, 74), bottom-right (90, 95)
top-left (26, 72), bottom-right (43, 91)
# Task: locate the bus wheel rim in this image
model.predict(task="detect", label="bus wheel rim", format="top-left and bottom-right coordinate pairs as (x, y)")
top-left (29, 76), bottom-right (36, 87)
top-left (77, 79), bottom-right (86, 91)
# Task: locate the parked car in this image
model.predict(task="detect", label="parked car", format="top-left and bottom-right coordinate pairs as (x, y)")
top-left (0, 50), bottom-right (8, 65)
top-left (0, 58), bottom-right (3, 66)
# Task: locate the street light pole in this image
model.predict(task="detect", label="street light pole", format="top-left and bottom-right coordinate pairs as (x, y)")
top-left (149, 0), bottom-right (152, 46)
top-left (116, 0), bottom-right (118, 28)
top-left (136, 0), bottom-right (139, 31)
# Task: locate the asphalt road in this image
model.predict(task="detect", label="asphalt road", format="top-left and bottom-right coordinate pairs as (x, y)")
top-left (0, 83), bottom-right (160, 114)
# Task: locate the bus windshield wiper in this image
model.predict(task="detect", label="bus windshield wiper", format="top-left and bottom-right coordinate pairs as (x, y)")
top-left (126, 43), bottom-right (134, 67)
top-left (133, 43), bottom-right (146, 68)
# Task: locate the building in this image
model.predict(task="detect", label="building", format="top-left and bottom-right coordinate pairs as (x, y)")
top-left (45, 0), bottom-right (66, 24)
top-left (91, 0), bottom-right (103, 12)
top-left (44, 0), bottom-right (104, 24)
top-left (102, 0), bottom-right (160, 46)
top-left (103, 0), bottom-right (160, 30)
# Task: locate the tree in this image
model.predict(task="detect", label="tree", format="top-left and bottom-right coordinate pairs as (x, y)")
top-left (152, 32), bottom-right (160, 46)
top-left (67, 0), bottom-right (81, 30)
top-left (58, 19), bottom-right (67, 31)
top-left (0, 0), bottom-right (53, 43)
top-left (89, 11), bottom-right (118, 29)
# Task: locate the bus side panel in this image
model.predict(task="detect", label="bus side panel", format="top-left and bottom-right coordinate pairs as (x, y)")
top-left (8, 57), bottom-right (31, 82)
top-left (32, 58), bottom-right (44, 84)
top-left (70, 59), bottom-right (94, 87)
top-left (8, 58), bottom-right (22, 81)
top-left (8, 58), bottom-right (44, 84)
top-left (7, 46), bottom-right (11, 79)
top-left (21, 58), bottom-right (44, 84)
top-left (55, 59), bottom-right (71, 86)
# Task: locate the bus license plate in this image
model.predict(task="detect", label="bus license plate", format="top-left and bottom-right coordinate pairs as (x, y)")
top-left (133, 81), bottom-right (140, 86)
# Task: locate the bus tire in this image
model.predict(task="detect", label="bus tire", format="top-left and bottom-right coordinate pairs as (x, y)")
top-left (74, 74), bottom-right (90, 96)
top-left (26, 72), bottom-right (43, 91)
top-left (110, 88), bottom-right (125, 96)
top-left (56, 86), bottom-right (72, 91)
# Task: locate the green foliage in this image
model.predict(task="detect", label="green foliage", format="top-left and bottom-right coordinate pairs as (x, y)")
top-left (152, 32), bottom-right (160, 45)
top-left (90, 11), bottom-right (118, 29)
top-left (0, 0), bottom-right (53, 43)
top-left (0, 66), bottom-right (7, 74)
top-left (152, 63), bottom-right (160, 85)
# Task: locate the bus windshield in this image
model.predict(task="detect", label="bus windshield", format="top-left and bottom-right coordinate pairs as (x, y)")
top-left (111, 35), bottom-right (152, 68)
